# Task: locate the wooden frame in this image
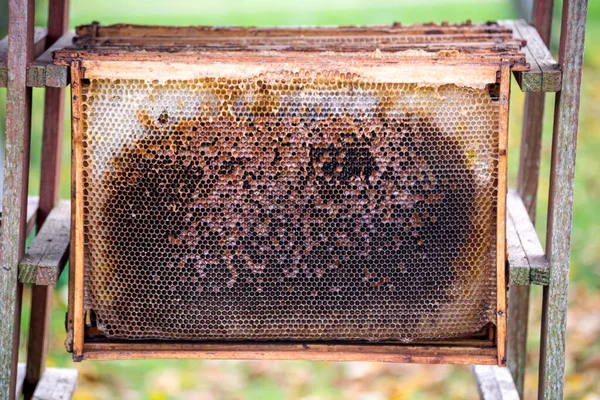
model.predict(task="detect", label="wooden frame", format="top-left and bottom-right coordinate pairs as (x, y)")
top-left (1, 0), bottom-right (78, 399)
top-left (61, 29), bottom-right (517, 366)
top-left (0, 0), bottom-right (588, 398)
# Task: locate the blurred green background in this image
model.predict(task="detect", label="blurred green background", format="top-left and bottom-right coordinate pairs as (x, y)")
top-left (0, 0), bottom-right (598, 399)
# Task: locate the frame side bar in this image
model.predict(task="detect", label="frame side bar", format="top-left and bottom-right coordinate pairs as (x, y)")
top-left (495, 62), bottom-right (511, 367)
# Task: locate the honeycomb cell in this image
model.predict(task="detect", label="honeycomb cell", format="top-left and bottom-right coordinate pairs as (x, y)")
top-left (81, 72), bottom-right (499, 342)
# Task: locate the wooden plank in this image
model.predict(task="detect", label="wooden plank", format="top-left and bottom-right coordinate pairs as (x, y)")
top-left (15, 363), bottom-right (25, 399)
top-left (0, 27), bottom-right (46, 88)
top-left (31, 368), bottom-right (78, 400)
top-left (495, 62), bottom-right (510, 367)
top-left (76, 59), bottom-right (500, 89)
top-left (0, 0), bottom-right (35, 398)
top-left (518, 92), bottom-right (547, 217)
top-left (506, 211), bottom-right (529, 285)
top-left (81, 341), bottom-right (498, 364)
top-left (1, 195), bottom-right (38, 234)
top-left (18, 200), bottom-right (71, 285)
top-left (539, 0), bottom-right (588, 399)
top-left (515, 20), bottom-right (561, 92)
top-left (506, 284), bottom-right (530, 397)
top-left (25, 1), bottom-right (71, 396)
top-left (500, 20), bottom-right (561, 92)
top-left (70, 62), bottom-right (85, 361)
top-left (507, 190), bottom-right (550, 285)
top-left (76, 21), bottom-right (518, 38)
top-left (27, 31), bottom-right (73, 88)
top-left (508, 2), bottom-right (554, 396)
top-left (471, 365), bottom-right (520, 400)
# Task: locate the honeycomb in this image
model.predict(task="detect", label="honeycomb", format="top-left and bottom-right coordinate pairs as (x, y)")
top-left (80, 71), bottom-right (499, 342)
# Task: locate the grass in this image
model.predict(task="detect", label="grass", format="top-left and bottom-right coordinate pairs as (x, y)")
top-left (1, 0), bottom-right (598, 398)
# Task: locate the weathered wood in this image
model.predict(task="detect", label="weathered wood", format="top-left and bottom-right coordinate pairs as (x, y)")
top-left (18, 201), bottom-right (71, 285)
top-left (81, 341), bottom-right (499, 364)
top-left (26, 31), bottom-right (73, 88)
top-left (54, 22), bottom-right (529, 74)
top-left (499, 20), bottom-right (561, 92)
top-left (76, 21), bottom-right (518, 38)
top-left (76, 59), bottom-right (501, 89)
top-left (0, 0), bottom-right (35, 398)
top-left (506, 214), bottom-right (529, 285)
top-left (508, 1), bottom-right (554, 396)
top-left (2, 196), bottom-right (40, 234)
top-left (471, 365), bottom-right (520, 400)
top-left (25, 2), bottom-right (71, 396)
top-left (518, 92), bottom-right (546, 218)
top-left (15, 363), bottom-right (25, 400)
top-left (0, 27), bottom-right (46, 88)
top-left (507, 189), bottom-right (550, 285)
top-left (539, 0), bottom-right (588, 398)
top-left (31, 368), bottom-right (78, 400)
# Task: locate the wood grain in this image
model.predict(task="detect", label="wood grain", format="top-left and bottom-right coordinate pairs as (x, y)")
top-left (18, 200), bottom-right (71, 285)
top-left (0, 0), bottom-right (35, 398)
top-left (81, 342), bottom-right (498, 365)
top-left (471, 365), bottom-right (520, 400)
top-left (495, 62), bottom-right (510, 367)
top-left (70, 62), bottom-right (85, 360)
top-left (508, 1), bottom-right (555, 397)
top-left (31, 368), bottom-right (78, 400)
top-left (539, 0), bottom-right (588, 398)
top-left (499, 20), bottom-right (561, 92)
top-left (500, 20), bottom-right (560, 92)
top-left (27, 31), bottom-right (74, 88)
top-left (24, 3), bottom-right (71, 395)
top-left (0, 27), bottom-right (46, 88)
top-left (507, 190), bottom-right (550, 285)
top-left (506, 210), bottom-right (529, 285)
top-left (76, 21), bottom-right (517, 38)
top-left (77, 59), bottom-right (500, 90)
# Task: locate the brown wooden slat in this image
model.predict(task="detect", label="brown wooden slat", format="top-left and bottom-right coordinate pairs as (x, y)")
top-left (25, 1), bottom-right (71, 395)
top-left (76, 21), bottom-right (516, 39)
top-left (500, 20), bottom-right (561, 92)
top-left (27, 31), bottom-right (74, 88)
top-left (471, 365), bottom-right (520, 400)
top-left (0, 27), bottom-right (46, 88)
top-left (18, 200), bottom-right (70, 286)
top-left (507, 189), bottom-right (550, 285)
top-left (81, 341), bottom-right (499, 365)
top-left (54, 21), bottom-right (529, 71)
top-left (31, 368), bottom-right (78, 400)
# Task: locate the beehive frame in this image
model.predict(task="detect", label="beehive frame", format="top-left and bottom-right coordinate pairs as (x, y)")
top-left (53, 24), bottom-right (526, 365)
top-left (0, 0), bottom-right (588, 398)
